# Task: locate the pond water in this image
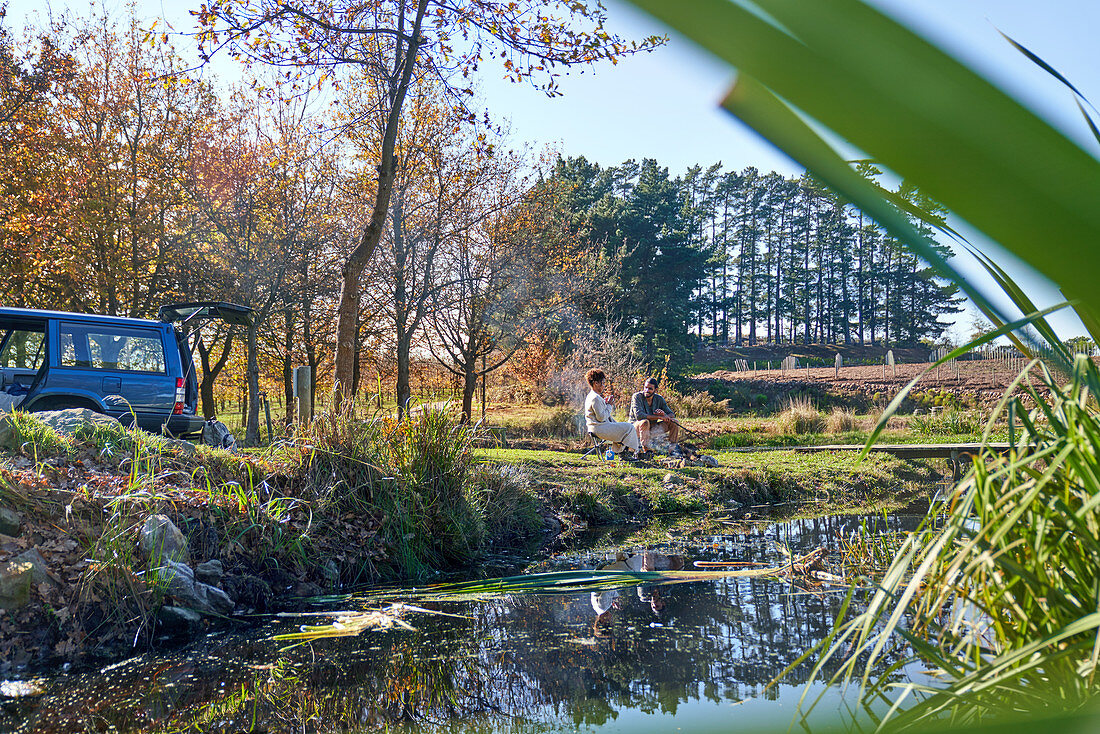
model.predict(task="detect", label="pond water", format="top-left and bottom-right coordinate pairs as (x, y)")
top-left (1, 511), bottom-right (928, 734)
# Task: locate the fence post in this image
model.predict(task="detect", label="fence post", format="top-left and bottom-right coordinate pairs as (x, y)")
top-left (1008, 400), bottom-right (1016, 449)
top-left (262, 392), bottom-right (273, 444)
top-left (294, 366), bottom-right (313, 426)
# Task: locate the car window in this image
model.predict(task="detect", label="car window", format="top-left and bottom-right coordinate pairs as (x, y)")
top-left (59, 323), bottom-right (166, 373)
top-left (0, 329), bottom-right (45, 369)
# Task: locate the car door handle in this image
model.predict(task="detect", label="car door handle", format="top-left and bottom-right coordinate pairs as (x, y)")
top-left (103, 377), bottom-right (121, 393)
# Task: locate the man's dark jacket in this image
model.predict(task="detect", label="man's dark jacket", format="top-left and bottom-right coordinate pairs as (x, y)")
top-left (629, 392), bottom-right (675, 422)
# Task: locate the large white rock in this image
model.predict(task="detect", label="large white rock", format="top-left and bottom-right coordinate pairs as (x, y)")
top-left (33, 408), bottom-right (120, 437)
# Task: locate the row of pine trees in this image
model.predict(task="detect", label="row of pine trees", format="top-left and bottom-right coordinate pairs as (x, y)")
top-left (549, 157), bottom-right (963, 364)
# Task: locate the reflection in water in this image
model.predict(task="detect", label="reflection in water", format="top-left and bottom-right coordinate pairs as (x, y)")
top-left (2, 514), bottom-right (923, 733)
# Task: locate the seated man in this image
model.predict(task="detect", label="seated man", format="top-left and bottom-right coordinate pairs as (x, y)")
top-left (583, 368), bottom-right (640, 461)
top-left (629, 377), bottom-right (680, 453)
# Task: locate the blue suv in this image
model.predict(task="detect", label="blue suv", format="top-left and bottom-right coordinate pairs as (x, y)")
top-left (0, 303), bottom-right (251, 438)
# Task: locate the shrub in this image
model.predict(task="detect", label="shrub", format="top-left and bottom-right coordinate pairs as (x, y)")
top-left (774, 397), bottom-right (825, 435)
top-left (468, 463), bottom-right (541, 543)
top-left (304, 404), bottom-right (481, 576)
top-left (825, 408), bottom-right (860, 434)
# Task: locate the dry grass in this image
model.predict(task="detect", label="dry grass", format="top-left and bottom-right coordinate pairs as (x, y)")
top-left (672, 390), bottom-right (731, 418)
top-left (775, 396), bottom-right (826, 434)
top-left (825, 407), bottom-right (860, 434)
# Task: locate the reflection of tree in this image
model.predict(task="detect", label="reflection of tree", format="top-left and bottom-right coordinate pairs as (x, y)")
top-left (15, 515), bottom-right (919, 732)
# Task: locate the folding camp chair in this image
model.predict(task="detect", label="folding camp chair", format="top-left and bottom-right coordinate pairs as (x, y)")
top-left (581, 431), bottom-right (612, 460)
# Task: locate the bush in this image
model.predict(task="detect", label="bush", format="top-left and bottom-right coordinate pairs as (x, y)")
top-left (304, 405), bottom-right (482, 576)
top-left (468, 463), bottom-right (541, 543)
top-left (775, 397), bottom-right (825, 435)
top-left (825, 408), bottom-right (860, 434)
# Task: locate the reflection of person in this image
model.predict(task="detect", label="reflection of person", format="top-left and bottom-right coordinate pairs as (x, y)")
top-left (584, 368), bottom-right (640, 461)
top-left (638, 586), bottom-right (666, 616)
top-left (629, 377), bottom-right (680, 452)
top-left (591, 590), bottom-right (623, 637)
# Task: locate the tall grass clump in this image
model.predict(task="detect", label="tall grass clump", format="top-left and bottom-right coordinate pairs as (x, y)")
top-left (672, 390), bottom-right (731, 418)
top-left (774, 396), bottom-right (825, 435)
top-left (824, 407), bottom-right (859, 434)
top-left (467, 463), bottom-right (542, 544)
top-left (0, 411), bottom-right (71, 457)
top-left (304, 404), bottom-right (483, 577)
top-left (909, 409), bottom-right (982, 437)
top-left (803, 357), bottom-right (1100, 728)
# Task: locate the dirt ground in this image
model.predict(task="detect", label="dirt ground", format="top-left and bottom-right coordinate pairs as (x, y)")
top-left (693, 357), bottom-right (1051, 412)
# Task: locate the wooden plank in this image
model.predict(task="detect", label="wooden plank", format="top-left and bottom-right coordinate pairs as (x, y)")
top-left (789, 443), bottom-right (1011, 459)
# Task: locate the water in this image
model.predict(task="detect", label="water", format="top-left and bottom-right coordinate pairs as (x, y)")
top-left (1, 512), bottom-right (927, 734)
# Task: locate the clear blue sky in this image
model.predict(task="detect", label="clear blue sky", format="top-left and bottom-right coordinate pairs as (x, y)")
top-left (9, 0), bottom-right (1098, 341)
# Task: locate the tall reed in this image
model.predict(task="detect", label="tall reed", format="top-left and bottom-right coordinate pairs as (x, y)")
top-left (303, 404), bottom-right (483, 577)
top-left (801, 356), bottom-right (1100, 728)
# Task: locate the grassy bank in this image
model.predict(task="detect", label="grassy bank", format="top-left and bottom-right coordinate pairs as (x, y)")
top-left (0, 406), bottom-right (936, 671)
top-left (476, 447), bottom-right (937, 525)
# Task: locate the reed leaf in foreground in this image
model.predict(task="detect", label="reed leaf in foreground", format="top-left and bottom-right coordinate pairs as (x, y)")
top-left (272, 555), bottom-right (833, 643)
top-left (800, 356), bottom-right (1100, 728)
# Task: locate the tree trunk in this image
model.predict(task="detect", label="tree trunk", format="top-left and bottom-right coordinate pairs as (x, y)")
top-left (282, 307), bottom-right (294, 424)
top-left (196, 333), bottom-right (233, 420)
top-left (331, 6), bottom-right (426, 408)
top-left (396, 333), bottom-right (412, 419)
top-left (246, 321), bottom-right (261, 446)
top-left (460, 366), bottom-right (477, 424)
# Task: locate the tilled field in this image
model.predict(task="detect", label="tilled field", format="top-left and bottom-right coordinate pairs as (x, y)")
top-left (694, 358), bottom-right (1050, 410)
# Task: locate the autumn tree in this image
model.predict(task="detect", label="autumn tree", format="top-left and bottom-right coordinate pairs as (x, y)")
top-left (45, 12), bottom-right (214, 317)
top-left (188, 93), bottom-right (335, 443)
top-left (194, 0), bottom-right (663, 406)
top-left (0, 19), bottom-right (76, 307)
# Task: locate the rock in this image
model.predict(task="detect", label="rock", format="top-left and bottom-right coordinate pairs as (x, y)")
top-left (0, 569), bottom-right (32, 610)
top-left (0, 507), bottom-right (20, 537)
top-left (160, 558), bottom-right (195, 596)
top-left (157, 605), bottom-right (203, 636)
top-left (193, 582), bottom-right (234, 616)
top-left (139, 515), bottom-right (190, 566)
top-left (0, 549), bottom-right (54, 610)
top-left (699, 455), bottom-right (719, 468)
top-left (158, 560), bottom-right (234, 615)
top-left (195, 559), bottom-right (224, 586)
top-left (223, 573), bottom-right (274, 612)
top-left (261, 566), bottom-right (297, 594)
top-left (290, 581), bottom-right (323, 598)
top-left (159, 438), bottom-right (197, 456)
top-left (662, 472), bottom-right (683, 486)
top-left (0, 415), bottom-right (16, 449)
top-left (32, 408), bottom-right (120, 437)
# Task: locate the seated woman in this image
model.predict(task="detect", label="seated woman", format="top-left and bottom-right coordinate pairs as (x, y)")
top-left (583, 368), bottom-right (640, 461)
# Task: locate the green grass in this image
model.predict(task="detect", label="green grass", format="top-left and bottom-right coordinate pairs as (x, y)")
top-left (710, 428), bottom-right (1009, 449)
top-left (476, 446), bottom-right (935, 525)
